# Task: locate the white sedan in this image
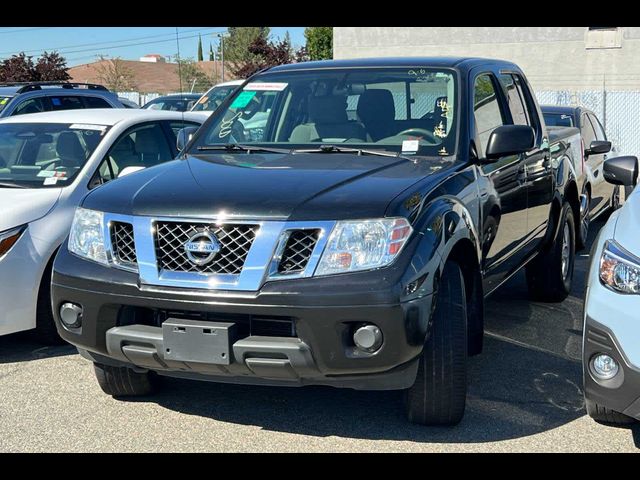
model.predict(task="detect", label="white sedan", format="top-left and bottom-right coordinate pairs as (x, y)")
top-left (0, 109), bottom-right (210, 342)
top-left (583, 154), bottom-right (640, 425)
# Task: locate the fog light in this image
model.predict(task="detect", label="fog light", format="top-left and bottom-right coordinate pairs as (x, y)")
top-left (353, 324), bottom-right (383, 353)
top-left (591, 354), bottom-right (619, 380)
top-left (60, 302), bottom-right (83, 328)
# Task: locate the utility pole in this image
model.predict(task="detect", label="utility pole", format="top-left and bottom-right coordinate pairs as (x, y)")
top-left (218, 33), bottom-right (225, 82)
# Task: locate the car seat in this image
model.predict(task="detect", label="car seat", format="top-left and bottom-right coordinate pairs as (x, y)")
top-left (55, 132), bottom-right (85, 169)
top-left (289, 96), bottom-right (366, 143)
top-left (356, 89), bottom-right (396, 141)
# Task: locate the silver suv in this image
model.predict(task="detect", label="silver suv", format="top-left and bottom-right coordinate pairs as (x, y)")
top-left (0, 82), bottom-right (123, 118)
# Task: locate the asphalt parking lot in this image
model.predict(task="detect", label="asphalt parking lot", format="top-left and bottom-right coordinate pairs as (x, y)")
top-left (1, 216), bottom-right (638, 452)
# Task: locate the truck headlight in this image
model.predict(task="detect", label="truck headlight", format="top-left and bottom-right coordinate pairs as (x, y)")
top-left (68, 207), bottom-right (108, 265)
top-left (0, 225), bottom-right (26, 258)
top-left (315, 218), bottom-right (412, 276)
top-left (599, 240), bottom-right (640, 294)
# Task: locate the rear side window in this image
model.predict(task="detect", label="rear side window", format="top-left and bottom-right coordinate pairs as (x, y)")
top-left (82, 96), bottom-right (112, 108)
top-left (473, 74), bottom-right (505, 158)
top-left (12, 97), bottom-right (48, 116)
top-left (499, 74), bottom-right (529, 126)
top-left (50, 96), bottom-right (84, 111)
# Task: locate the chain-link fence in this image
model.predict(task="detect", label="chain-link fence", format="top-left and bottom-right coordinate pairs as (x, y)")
top-left (536, 90), bottom-right (640, 158)
top-left (116, 91), bottom-right (161, 107)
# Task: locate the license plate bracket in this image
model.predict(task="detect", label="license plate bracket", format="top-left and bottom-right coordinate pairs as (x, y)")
top-left (162, 319), bottom-right (236, 365)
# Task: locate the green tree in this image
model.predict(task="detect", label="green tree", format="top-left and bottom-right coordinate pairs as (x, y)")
top-left (175, 56), bottom-right (215, 93)
top-left (304, 27), bottom-right (333, 60)
top-left (221, 27), bottom-right (270, 65)
top-left (197, 35), bottom-right (203, 62)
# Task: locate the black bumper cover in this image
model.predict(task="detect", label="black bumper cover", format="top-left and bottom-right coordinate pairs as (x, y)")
top-left (52, 244), bottom-right (432, 390)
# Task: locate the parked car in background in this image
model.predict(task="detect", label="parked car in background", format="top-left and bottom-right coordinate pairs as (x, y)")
top-left (0, 109), bottom-right (210, 342)
top-left (52, 57), bottom-right (582, 426)
top-left (143, 93), bottom-right (202, 112)
top-left (583, 154), bottom-right (640, 425)
top-left (541, 105), bottom-right (619, 249)
top-left (190, 79), bottom-right (244, 112)
top-left (118, 97), bottom-right (140, 109)
top-left (0, 82), bottom-right (124, 118)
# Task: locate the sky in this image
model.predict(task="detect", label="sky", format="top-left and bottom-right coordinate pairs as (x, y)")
top-left (0, 27), bottom-right (306, 66)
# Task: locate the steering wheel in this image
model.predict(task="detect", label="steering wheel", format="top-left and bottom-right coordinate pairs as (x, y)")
top-left (228, 121), bottom-right (247, 144)
top-left (396, 128), bottom-right (439, 143)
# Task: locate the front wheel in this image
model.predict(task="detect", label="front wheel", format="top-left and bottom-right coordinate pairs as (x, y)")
top-left (405, 260), bottom-right (468, 426)
top-left (526, 201), bottom-right (575, 302)
top-left (576, 192), bottom-right (590, 251)
top-left (94, 363), bottom-right (158, 397)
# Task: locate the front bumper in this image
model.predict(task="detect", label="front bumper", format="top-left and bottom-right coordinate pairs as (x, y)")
top-left (583, 317), bottom-right (640, 420)
top-left (52, 244), bottom-right (432, 390)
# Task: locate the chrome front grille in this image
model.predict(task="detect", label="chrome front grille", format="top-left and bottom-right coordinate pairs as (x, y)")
top-left (278, 229), bottom-right (320, 273)
top-left (155, 221), bottom-right (259, 274)
top-left (110, 222), bottom-right (137, 268)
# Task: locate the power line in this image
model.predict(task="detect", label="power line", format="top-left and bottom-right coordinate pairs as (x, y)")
top-left (0, 27), bottom-right (226, 57)
top-left (0, 27), bottom-right (53, 35)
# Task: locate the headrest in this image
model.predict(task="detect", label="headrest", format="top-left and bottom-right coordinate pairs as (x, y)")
top-left (357, 89), bottom-right (395, 122)
top-left (308, 96), bottom-right (348, 124)
top-left (135, 128), bottom-right (158, 153)
top-left (111, 136), bottom-right (135, 154)
top-left (56, 132), bottom-right (84, 163)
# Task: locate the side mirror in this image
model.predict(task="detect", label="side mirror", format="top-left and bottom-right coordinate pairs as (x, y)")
top-left (603, 156), bottom-right (638, 187)
top-left (484, 125), bottom-right (535, 161)
top-left (586, 140), bottom-right (612, 157)
top-left (176, 126), bottom-right (199, 152)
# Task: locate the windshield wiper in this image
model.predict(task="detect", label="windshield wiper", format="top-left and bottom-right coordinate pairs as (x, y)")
top-left (195, 144), bottom-right (291, 154)
top-left (0, 182), bottom-right (28, 189)
top-left (292, 145), bottom-right (417, 162)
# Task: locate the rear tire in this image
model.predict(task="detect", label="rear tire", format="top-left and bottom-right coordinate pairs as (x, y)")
top-left (405, 261), bottom-right (468, 426)
top-left (526, 201), bottom-right (575, 302)
top-left (585, 397), bottom-right (636, 425)
top-left (94, 363), bottom-right (157, 397)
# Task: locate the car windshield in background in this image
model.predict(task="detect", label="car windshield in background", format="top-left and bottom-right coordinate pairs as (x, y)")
top-left (0, 96), bottom-right (11, 113)
top-left (0, 123), bottom-right (107, 188)
top-left (191, 68), bottom-right (458, 157)
top-left (191, 86), bottom-right (238, 112)
top-left (543, 113), bottom-right (574, 127)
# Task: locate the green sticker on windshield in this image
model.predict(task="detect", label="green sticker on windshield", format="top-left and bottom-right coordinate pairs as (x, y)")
top-left (230, 91), bottom-right (256, 109)
top-left (0, 98), bottom-right (7, 105)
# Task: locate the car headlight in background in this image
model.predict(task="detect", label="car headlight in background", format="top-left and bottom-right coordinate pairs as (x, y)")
top-left (315, 218), bottom-right (413, 276)
top-left (0, 225), bottom-right (26, 259)
top-left (599, 240), bottom-right (640, 294)
top-left (68, 207), bottom-right (108, 265)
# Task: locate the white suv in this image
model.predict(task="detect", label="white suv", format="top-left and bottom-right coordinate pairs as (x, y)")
top-left (583, 154), bottom-right (640, 424)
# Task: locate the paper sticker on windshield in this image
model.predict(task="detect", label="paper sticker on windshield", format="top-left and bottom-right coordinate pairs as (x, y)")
top-left (244, 82), bottom-right (288, 91)
top-left (402, 140), bottom-right (419, 153)
top-left (37, 170), bottom-right (56, 178)
top-left (70, 123), bottom-right (107, 132)
top-left (43, 177), bottom-right (58, 185)
top-left (230, 91), bottom-right (257, 109)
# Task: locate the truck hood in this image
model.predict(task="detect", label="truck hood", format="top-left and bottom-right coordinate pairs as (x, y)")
top-left (0, 187), bottom-right (62, 231)
top-left (82, 152), bottom-right (456, 221)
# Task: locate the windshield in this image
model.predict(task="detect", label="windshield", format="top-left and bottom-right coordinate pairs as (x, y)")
top-left (0, 96), bottom-right (12, 113)
top-left (543, 112), bottom-right (574, 128)
top-left (191, 68), bottom-right (458, 156)
top-left (0, 123), bottom-right (107, 188)
top-left (191, 85), bottom-right (238, 112)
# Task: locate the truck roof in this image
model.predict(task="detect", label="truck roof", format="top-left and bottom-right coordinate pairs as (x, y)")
top-left (267, 56), bottom-right (519, 73)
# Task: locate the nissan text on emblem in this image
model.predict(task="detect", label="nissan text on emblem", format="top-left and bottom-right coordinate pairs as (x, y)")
top-left (184, 231), bottom-right (221, 266)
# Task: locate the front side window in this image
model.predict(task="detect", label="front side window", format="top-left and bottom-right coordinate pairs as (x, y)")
top-left (473, 74), bottom-right (505, 158)
top-left (13, 97), bottom-right (47, 116)
top-left (0, 123), bottom-right (107, 188)
top-left (191, 86), bottom-right (237, 112)
top-left (190, 68), bottom-right (458, 157)
top-left (588, 113), bottom-right (607, 141)
top-left (499, 74), bottom-right (529, 126)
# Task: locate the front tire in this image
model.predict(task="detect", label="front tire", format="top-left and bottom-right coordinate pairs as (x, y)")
top-left (31, 267), bottom-right (66, 345)
top-left (405, 261), bottom-right (468, 426)
top-left (585, 397), bottom-right (636, 425)
top-left (576, 191), bottom-right (590, 251)
top-left (526, 201), bottom-right (575, 302)
top-left (94, 363), bottom-right (157, 397)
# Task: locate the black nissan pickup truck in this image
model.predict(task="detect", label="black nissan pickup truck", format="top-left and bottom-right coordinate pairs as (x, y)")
top-left (51, 57), bottom-right (582, 426)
